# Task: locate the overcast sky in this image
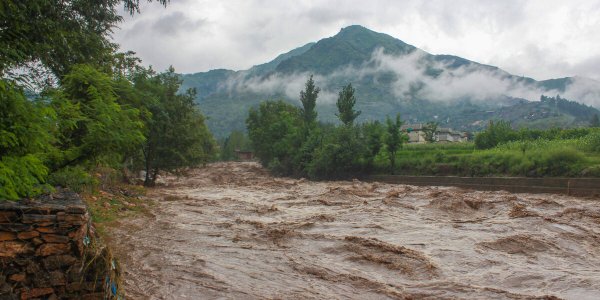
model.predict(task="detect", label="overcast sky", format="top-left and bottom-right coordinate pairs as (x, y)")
top-left (113, 0), bottom-right (600, 81)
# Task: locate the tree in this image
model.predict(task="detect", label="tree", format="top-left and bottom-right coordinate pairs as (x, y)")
top-left (246, 100), bottom-right (302, 174)
top-left (474, 120), bottom-right (516, 149)
top-left (590, 114), bottom-right (600, 128)
top-left (307, 125), bottom-right (366, 179)
top-left (0, 81), bottom-right (55, 199)
top-left (299, 75), bottom-right (320, 128)
top-left (220, 131), bottom-right (252, 161)
top-left (50, 65), bottom-right (145, 169)
top-left (134, 67), bottom-right (216, 186)
top-left (336, 83), bottom-right (361, 126)
top-left (422, 122), bottom-right (438, 143)
top-left (0, 0), bottom-right (168, 79)
top-left (362, 121), bottom-right (384, 171)
top-left (385, 114), bottom-right (405, 174)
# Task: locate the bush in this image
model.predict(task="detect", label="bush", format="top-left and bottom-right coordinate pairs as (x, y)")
top-left (475, 120), bottom-right (517, 149)
top-left (0, 80), bottom-right (55, 200)
top-left (531, 147), bottom-right (585, 176)
top-left (581, 131), bottom-right (600, 153)
top-left (0, 155), bottom-right (49, 200)
top-left (307, 126), bottom-right (366, 179)
top-left (48, 166), bottom-right (98, 193)
top-left (246, 100), bottom-right (302, 175)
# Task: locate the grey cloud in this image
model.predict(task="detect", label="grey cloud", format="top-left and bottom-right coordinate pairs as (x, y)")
top-left (219, 48), bottom-right (600, 108)
top-left (151, 11), bottom-right (207, 36)
top-left (113, 0), bottom-right (600, 82)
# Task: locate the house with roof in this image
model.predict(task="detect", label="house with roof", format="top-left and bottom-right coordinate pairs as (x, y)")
top-left (400, 124), bottom-right (468, 143)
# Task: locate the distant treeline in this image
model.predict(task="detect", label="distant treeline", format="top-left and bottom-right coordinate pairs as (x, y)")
top-left (246, 76), bottom-right (410, 179)
top-left (246, 76), bottom-right (600, 179)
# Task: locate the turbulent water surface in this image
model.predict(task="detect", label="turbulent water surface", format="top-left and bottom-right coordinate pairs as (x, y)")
top-left (107, 162), bottom-right (600, 299)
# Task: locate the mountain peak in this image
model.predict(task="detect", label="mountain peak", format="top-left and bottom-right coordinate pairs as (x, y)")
top-left (274, 25), bottom-right (415, 74)
top-left (338, 24), bottom-right (371, 33)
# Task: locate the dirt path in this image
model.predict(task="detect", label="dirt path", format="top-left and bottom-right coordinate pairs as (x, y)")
top-left (107, 162), bottom-right (600, 299)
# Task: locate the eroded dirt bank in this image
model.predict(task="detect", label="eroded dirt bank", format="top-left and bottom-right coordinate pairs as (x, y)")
top-left (107, 162), bottom-right (600, 299)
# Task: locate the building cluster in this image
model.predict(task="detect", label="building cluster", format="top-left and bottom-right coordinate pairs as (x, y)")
top-left (400, 124), bottom-right (468, 143)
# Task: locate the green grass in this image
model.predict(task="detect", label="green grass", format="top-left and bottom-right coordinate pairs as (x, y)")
top-left (375, 137), bottom-right (600, 177)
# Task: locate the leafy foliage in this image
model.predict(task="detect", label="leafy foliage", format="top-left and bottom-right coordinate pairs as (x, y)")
top-left (0, 80), bottom-right (54, 199)
top-left (47, 165), bottom-right (97, 194)
top-left (362, 121), bottom-right (385, 171)
top-left (0, 0), bottom-right (221, 200)
top-left (299, 75), bottom-right (320, 127)
top-left (474, 120), bottom-right (516, 149)
top-left (134, 67), bottom-right (217, 186)
top-left (307, 126), bottom-right (366, 179)
top-left (246, 100), bottom-right (302, 174)
top-left (247, 83), bottom-right (600, 180)
top-left (0, 0), bottom-right (167, 78)
top-left (219, 131), bottom-right (252, 161)
top-left (51, 65), bottom-right (145, 168)
top-left (423, 122), bottom-right (438, 143)
top-left (336, 83), bottom-right (361, 126)
top-left (248, 83), bottom-right (405, 179)
top-left (384, 114), bottom-right (405, 174)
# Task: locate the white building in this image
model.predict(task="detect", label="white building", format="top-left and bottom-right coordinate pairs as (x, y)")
top-left (400, 124), bottom-right (468, 143)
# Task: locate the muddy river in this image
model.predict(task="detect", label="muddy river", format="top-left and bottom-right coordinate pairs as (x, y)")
top-left (107, 162), bottom-right (600, 299)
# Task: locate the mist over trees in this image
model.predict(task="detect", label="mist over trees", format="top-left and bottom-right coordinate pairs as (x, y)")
top-left (0, 1), bottom-right (216, 199)
top-left (247, 75), bottom-right (600, 179)
top-left (247, 76), bottom-right (406, 179)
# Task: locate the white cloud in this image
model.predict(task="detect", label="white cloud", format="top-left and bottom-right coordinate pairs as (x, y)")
top-left (113, 0), bottom-right (600, 82)
top-left (217, 48), bottom-right (600, 107)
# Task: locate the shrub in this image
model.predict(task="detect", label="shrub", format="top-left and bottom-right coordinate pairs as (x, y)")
top-left (307, 126), bottom-right (366, 179)
top-left (475, 120), bottom-right (517, 149)
top-left (0, 155), bottom-right (49, 200)
top-left (581, 131), bottom-right (600, 153)
top-left (48, 166), bottom-right (98, 193)
top-left (530, 147), bottom-right (585, 176)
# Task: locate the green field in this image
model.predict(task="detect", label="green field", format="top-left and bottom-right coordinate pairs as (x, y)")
top-left (376, 134), bottom-right (600, 177)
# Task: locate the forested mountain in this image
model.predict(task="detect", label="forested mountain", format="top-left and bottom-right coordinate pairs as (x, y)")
top-left (181, 25), bottom-right (600, 137)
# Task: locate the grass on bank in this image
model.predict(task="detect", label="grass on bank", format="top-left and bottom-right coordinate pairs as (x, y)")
top-left (375, 133), bottom-right (600, 177)
top-left (49, 166), bottom-right (154, 235)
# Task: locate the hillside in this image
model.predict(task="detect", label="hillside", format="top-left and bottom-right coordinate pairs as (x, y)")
top-left (181, 25), bottom-right (600, 137)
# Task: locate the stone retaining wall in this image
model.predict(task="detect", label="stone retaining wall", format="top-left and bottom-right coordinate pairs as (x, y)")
top-left (0, 190), bottom-right (117, 299)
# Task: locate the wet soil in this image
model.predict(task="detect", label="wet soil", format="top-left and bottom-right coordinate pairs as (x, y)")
top-left (107, 162), bottom-right (600, 299)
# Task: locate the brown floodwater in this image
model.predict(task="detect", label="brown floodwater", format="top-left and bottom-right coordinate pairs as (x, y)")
top-left (106, 162), bottom-right (600, 299)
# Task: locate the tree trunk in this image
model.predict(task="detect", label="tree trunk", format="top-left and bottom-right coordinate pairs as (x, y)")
top-left (150, 168), bottom-right (159, 186)
top-left (143, 147), bottom-right (154, 187)
top-left (390, 151), bottom-right (396, 175)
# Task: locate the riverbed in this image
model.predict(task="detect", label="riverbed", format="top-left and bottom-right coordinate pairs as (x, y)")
top-left (107, 162), bottom-right (600, 299)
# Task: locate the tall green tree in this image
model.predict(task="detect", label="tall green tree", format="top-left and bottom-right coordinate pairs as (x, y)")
top-left (362, 121), bottom-right (384, 171)
top-left (307, 125), bottom-right (366, 179)
top-left (299, 75), bottom-right (320, 128)
top-left (336, 83), bottom-right (361, 126)
top-left (385, 114), bottom-right (404, 174)
top-left (134, 67), bottom-right (216, 186)
top-left (0, 0), bottom-right (168, 78)
top-left (246, 100), bottom-right (302, 174)
top-left (50, 65), bottom-right (145, 169)
top-left (0, 81), bottom-right (56, 199)
top-left (0, 0), bottom-right (183, 200)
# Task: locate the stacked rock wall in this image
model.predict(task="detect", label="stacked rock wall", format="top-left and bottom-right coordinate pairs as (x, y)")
top-left (0, 191), bottom-right (115, 299)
